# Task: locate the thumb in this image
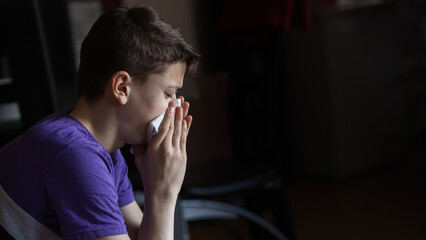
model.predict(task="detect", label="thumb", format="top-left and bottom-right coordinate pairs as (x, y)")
top-left (133, 144), bottom-right (148, 167)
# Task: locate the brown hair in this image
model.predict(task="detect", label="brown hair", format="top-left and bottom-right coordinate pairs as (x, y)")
top-left (77, 6), bottom-right (200, 101)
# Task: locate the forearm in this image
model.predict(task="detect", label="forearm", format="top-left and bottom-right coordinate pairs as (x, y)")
top-left (136, 194), bottom-right (177, 240)
top-left (132, 98), bottom-right (191, 240)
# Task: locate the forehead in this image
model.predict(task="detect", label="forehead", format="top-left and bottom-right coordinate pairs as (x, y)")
top-left (144, 62), bottom-right (186, 88)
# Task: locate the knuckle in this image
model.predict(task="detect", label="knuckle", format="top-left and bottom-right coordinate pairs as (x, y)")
top-left (163, 148), bottom-right (174, 158)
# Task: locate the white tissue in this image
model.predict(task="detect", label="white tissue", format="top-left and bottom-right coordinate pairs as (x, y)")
top-left (130, 99), bottom-right (181, 155)
top-left (147, 98), bottom-right (181, 143)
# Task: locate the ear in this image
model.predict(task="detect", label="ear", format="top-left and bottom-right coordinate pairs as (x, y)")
top-left (111, 71), bottom-right (131, 105)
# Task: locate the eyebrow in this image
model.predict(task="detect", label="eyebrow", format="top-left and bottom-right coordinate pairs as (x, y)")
top-left (166, 85), bottom-right (182, 91)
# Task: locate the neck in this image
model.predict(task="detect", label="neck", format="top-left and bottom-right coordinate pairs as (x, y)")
top-left (69, 97), bottom-right (124, 153)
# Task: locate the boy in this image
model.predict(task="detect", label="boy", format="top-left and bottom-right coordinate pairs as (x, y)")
top-left (0, 6), bottom-right (199, 240)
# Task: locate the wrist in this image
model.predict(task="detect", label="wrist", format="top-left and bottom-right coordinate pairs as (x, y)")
top-left (142, 191), bottom-right (178, 227)
top-left (140, 190), bottom-right (177, 240)
top-left (143, 188), bottom-right (179, 207)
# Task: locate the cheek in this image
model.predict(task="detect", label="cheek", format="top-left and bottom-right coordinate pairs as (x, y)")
top-left (129, 101), bottom-right (168, 145)
top-left (129, 90), bottom-right (169, 125)
top-left (148, 99), bottom-right (170, 119)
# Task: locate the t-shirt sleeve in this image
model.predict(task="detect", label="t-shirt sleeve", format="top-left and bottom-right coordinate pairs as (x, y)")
top-left (115, 150), bottom-right (135, 207)
top-left (46, 146), bottom-right (128, 240)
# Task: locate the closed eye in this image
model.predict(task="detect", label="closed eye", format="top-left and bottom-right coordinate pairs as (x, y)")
top-left (164, 92), bottom-right (177, 99)
top-left (164, 85), bottom-right (181, 99)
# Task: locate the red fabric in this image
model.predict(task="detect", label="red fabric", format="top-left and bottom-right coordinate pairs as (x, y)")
top-left (219, 0), bottom-right (311, 46)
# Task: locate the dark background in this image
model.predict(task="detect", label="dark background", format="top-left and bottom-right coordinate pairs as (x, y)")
top-left (1, 0), bottom-right (425, 239)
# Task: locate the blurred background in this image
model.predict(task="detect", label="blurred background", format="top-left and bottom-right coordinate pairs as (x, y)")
top-left (1, 0), bottom-right (426, 239)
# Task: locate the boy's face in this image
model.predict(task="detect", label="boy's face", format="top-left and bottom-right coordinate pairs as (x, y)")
top-left (119, 61), bottom-right (186, 146)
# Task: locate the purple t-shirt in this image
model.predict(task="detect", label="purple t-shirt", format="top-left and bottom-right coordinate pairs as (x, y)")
top-left (0, 111), bottom-right (135, 239)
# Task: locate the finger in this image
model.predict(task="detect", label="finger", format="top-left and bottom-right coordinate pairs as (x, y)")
top-left (185, 115), bottom-right (193, 135)
top-left (180, 119), bottom-right (188, 151)
top-left (169, 99), bottom-right (177, 108)
top-left (182, 101), bottom-right (190, 118)
top-left (164, 100), bottom-right (177, 144)
top-left (152, 106), bottom-right (174, 146)
top-left (172, 106), bottom-right (183, 147)
top-left (178, 95), bottom-right (184, 104)
top-left (178, 96), bottom-right (189, 117)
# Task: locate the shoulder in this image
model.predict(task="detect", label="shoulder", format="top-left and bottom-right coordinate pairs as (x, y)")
top-left (34, 111), bottom-right (97, 147)
top-left (46, 145), bottom-right (118, 203)
top-left (52, 144), bottom-right (114, 181)
top-left (0, 111), bottom-right (102, 179)
top-left (18, 111), bottom-right (105, 161)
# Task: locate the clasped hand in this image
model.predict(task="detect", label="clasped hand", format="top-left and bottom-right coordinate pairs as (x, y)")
top-left (133, 96), bottom-right (192, 201)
